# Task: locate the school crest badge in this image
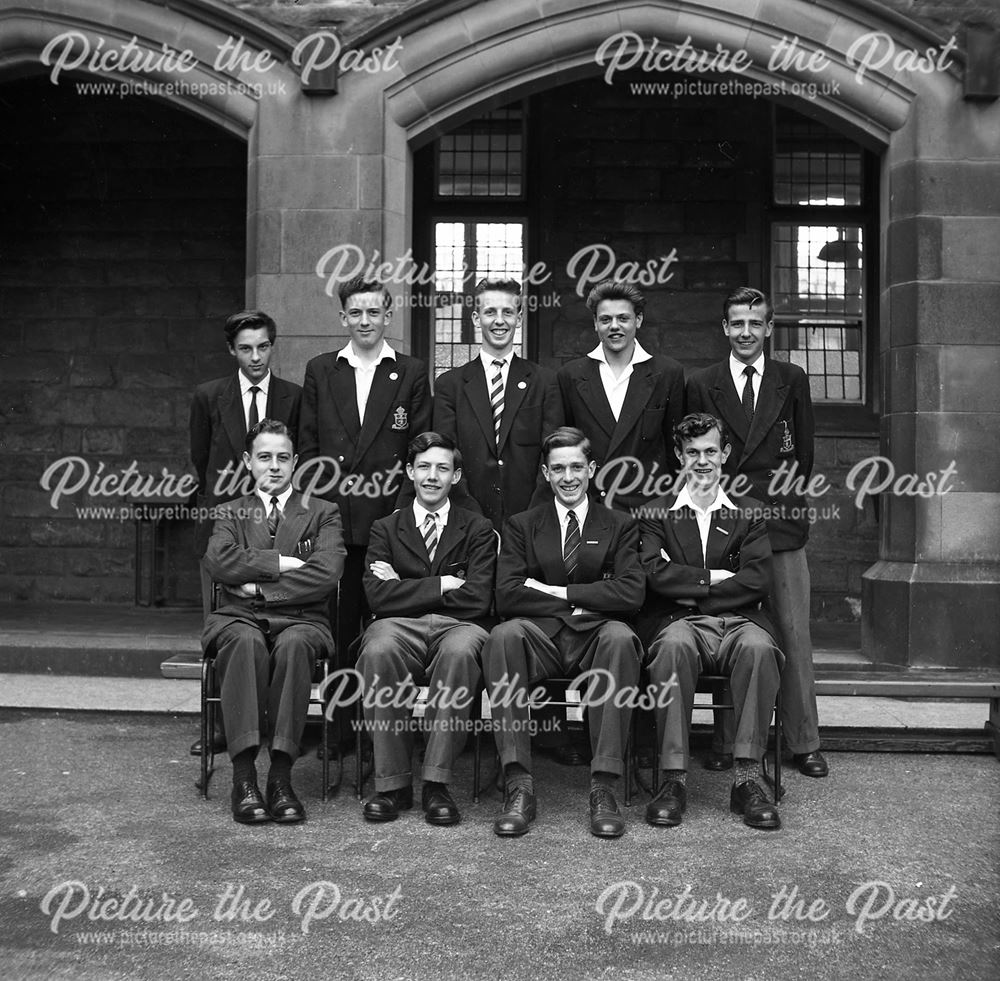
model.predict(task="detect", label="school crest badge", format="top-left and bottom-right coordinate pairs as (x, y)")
top-left (391, 405), bottom-right (408, 430)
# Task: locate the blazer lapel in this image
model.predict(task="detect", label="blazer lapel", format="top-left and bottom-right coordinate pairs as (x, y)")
top-left (607, 360), bottom-right (655, 461)
top-left (536, 506), bottom-right (568, 586)
top-left (242, 494), bottom-right (273, 551)
top-left (576, 505), bottom-right (613, 583)
top-left (431, 508), bottom-right (465, 572)
top-left (496, 356), bottom-right (530, 453)
top-left (741, 361), bottom-right (788, 463)
top-left (220, 377), bottom-right (246, 460)
top-left (272, 492), bottom-right (310, 554)
top-left (705, 508), bottom-right (740, 569)
top-left (356, 359), bottom-right (403, 463)
top-left (575, 362), bottom-right (617, 440)
top-left (265, 378), bottom-right (291, 420)
top-left (463, 360), bottom-right (497, 453)
top-left (709, 363), bottom-right (749, 447)
top-left (330, 359), bottom-right (362, 440)
top-left (396, 508), bottom-right (430, 568)
top-left (668, 506), bottom-right (706, 567)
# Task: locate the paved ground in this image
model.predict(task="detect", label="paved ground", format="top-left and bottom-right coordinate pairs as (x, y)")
top-left (2, 711), bottom-right (997, 981)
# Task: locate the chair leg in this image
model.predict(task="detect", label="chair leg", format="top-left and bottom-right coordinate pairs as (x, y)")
top-left (199, 658), bottom-right (213, 799)
top-left (355, 700), bottom-right (364, 800)
top-left (773, 689), bottom-right (783, 803)
top-left (472, 724), bottom-right (481, 804)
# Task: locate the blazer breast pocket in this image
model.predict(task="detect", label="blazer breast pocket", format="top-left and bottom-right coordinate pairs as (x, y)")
top-left (640, 406), bottom-right (666, 440)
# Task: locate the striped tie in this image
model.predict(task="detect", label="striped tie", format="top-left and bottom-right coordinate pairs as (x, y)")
top-left (422, 512), bottom-right (438, 564)
top-left (563, 509), bottom-right (580, 583)
top-left (490, 359), bottom-right (505, 447)
top-left (247, 386), bottom-right (261, 432)
top-left (267, 496), bottom-right (280, 539)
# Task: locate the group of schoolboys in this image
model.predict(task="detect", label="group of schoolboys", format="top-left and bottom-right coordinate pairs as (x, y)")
top-left (194, 275), bottom-right (827, 837)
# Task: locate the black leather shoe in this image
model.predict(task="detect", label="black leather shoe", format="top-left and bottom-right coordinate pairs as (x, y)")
top-left (704, 751), bottom-right (733, 771)
top-left (730, 780), bottom-right (781, 830)
top-left (190, 732), bottom-right (227, 756)
top-left (793, 750), bottom-right (829, 778)
top-left (552, 744), bottom-right (590, 766)
top-left (363, 786), bottom-right (414, 822)
top-left (493, 787), bottom-right (536, 837)
top-left (266, 778), bottom-right (305, 823)
top-left (589, 787), bottom-right (625, 838)
top-left (422, 784), bottom-right (460, 826)
top-left (645, 780), bottom-right (687, 827)
top-left (231, 779), bottom-right (269, 824)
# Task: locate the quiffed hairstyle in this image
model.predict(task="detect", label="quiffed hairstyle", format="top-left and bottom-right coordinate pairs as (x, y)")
top-left (541, 426), bottom-right (593, 463)
top-left (722, 286), bottom-right (772, 323)
top-left (245, 418), bottom-right (295, 455)
top-left (475, 277), bottom-right (523, 311)
top-left (337, 276), bottom-right (392, 310)
top-left (672, 412), bottom-right (731, 454)
top-left (407, 431), bottom-right (463, 470)
top-left (224, 310), bottom-right (277, 346)
top-left (585, 279), bottom-right (645, 317)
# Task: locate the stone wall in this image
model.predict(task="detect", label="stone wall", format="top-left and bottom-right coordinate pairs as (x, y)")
top-left (528, 77), bottom-right (879, 621)
top-left (0, 78), bottom-right (246, 604)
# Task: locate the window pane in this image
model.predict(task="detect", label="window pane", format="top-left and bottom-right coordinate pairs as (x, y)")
top-left (773, 106), bottom-right (863, 205)
top-left (431, 220), bottom-right (525, 376)
top-left (437, 107), bottom-right (525, 198)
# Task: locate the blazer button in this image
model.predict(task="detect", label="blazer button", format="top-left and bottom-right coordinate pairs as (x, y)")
top-left (498, 459), bottom-right (504, 467)
top-left (338, 456), bottom-right (345, 463)
top-left (767, 470), bottom-right (775, 477)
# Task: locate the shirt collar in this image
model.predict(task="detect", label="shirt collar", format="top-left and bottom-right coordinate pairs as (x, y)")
top-left (479, 349), bottom-right (512, 372)
top-left (413, 498), bottom-right (451, 528)
top-left (256, 484), bottom-right (293, 511)
top-left (554, 496), bottom-right (589, 527)
top-left (239, 371), bottom-right (271, 396)
top-left (670, 482), bottom-right (738, 514)
top-left (338, 340), bottom-right (396, 368)
top-left (729, 352), bottom-right (765, 380)
top-left (587, 338), bottom-right (652, 367)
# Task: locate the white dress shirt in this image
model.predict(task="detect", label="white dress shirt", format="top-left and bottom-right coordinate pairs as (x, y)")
top-left (729, 352), bottom-right (765, 404)
top-left (412, 499), bottom-right (451, 536)
top-left (553, 497), bottom-right (590, 551)
top-left (587, 340), bottom-right (653, 420)
top-left (240, 371), bottom-right (270, 431)
top-left (479, 350), bottom-right (511, 392)
top-left (338, 341), bottom-right (397, 423)
top-left (255, 483), bottom-right (293, 515)
top-left (669, 483), bottom-right (739, 565)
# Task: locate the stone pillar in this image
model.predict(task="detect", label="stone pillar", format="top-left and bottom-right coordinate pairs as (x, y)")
top-left (863, 75), bottom-right (1000, 670)
top-left (246, 66), bottom-right (408, 384)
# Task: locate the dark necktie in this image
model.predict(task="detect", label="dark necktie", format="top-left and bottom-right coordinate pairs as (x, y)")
top-left (267, 496), bottom-right (280, 539)
top-left (741, 365), bottom-right (756, 423)
top-left (422, 512), bottom-right (438, 563)
top-left (563, 509), bottom-right (580, 583)
top-left (248, 386), bottom-right (261, 432)
top-left (490, 359), bottom-right (505, 447)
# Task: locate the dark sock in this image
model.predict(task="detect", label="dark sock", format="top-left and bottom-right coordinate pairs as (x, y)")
top-left (268, 751), bottom-right (293, 783)
top-left (663, 769), bottom-right (687, 786)
top-left (504, 763), bottom-right (533, 795)
top-left (232, 747), bottom-right (257, 784)
top-left (590, 771), bottom-right (617, 792)
top-left (423, 780), bottom-right (446, 794)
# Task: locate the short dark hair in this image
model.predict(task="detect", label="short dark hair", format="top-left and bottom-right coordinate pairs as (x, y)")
top-left (585, 279), bottom-right (645, 318)
top-left (245, 418), bottom-right (295, 455)
top-left (541, 426), bottom-right (593, 463)
top-left (407, 431), bottom-right (462, 470)
top-left (672, 413), bottom-right (730, 454)
top-left (722, 286), bottom-right (772, 323)
top-left (337, 276), bottom-right (392, 310)
top-left (475, 277), bottom-right (523, 311)
top-left (225, 310), bottom-right (276, 346)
